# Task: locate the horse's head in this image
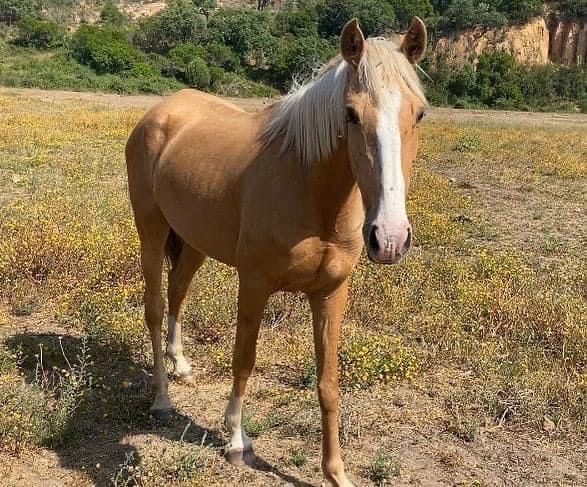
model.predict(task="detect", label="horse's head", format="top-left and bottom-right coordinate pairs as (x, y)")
top-left (341, 18), bottom-right (427, 264)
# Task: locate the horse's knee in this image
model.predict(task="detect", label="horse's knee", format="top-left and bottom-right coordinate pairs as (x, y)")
top-left (317, 381), bottom-right (339, 412)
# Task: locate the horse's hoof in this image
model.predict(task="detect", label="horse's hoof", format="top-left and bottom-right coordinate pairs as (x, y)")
top-left (225, 446), bottom-right (255, 466)
top-left (149, 408), bottom-right (174, 422)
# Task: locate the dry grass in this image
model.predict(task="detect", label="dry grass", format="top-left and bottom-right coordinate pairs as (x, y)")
top-left (0, 92), bottom-right (585, 485)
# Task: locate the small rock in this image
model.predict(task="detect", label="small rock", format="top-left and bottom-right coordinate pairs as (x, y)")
top-left (457, 180), bottom-right (477, 189)
top-left (449, 177), bottom-right (457, 183)
top-left (393, 397), bottom-right (406, 407)
top-left (542, 415), bottom-right (555, 432)
top-left (453, 214), bottom-right (473, 224)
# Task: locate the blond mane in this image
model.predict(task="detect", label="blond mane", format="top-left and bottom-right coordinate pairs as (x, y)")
top-left (262, 38), bottom-right (427, 167)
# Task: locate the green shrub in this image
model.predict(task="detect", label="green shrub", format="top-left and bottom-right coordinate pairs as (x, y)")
top-left (426, 51), bottom-right (587, 111)
top-left (453, 132), bottom-right (481, 152)
top-left (208, 8), bottom-right (276, 66)
top-left (168, 43), bottom-right (206, 72)
top-left (215, 72), bottom-right (277, 97)
top-left (145, 52), bottom-right (179, 79)
top-left (475, 52), bottom-right (523, 106)
top-left (186, 57), bottom-right (211, 89)
top-left (134, 0), bottom-right (206, 53)
top-left (14, 17), bottom-right (64, 49)
top-left (204, 42), bottom-right (239, 71)
top-left (366, 450), bottom-right (400, 485)
top-left (288, 448), bottom-right (308, 467)
top-left (274, 1), bottom-right (319, 37)
top-left (242, 412), bottom-right (279, 437)
top-left (0, 34), bottom-right (8, 54)
top-left (71, 25), bottom-right (142, 74)
top-left (499, 0), bottom-right (543, 23)
top-left (269, 34), bottom-right (337, 89)
top-left (317, 0), bottom-right (397, 38)
top-left (0, 338), bottom-right (93, 454)
top-left (0, 0), bottom-right (37, 24)
top-left (209, 66), bottom-right (225, 89)
top-left (99, 0), bottom-right (127, 27)
top-left (127, 62), bottom-right (158, 79)
top-left (0, 50), bottom-right (183, 95)
top-left (193, 0), bottom-right (217, 20)
top-left (558, 0), bottom-right (587, 18)
top-left (441, 0), bottom-right (508, 30)
top-left (391, 0), bottom-right (434, 29)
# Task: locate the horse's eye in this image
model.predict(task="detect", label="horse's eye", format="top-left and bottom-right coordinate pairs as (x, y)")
top-left (416, 110), bottom-right (425, 124)
top-left (346, 107), bottom-right (360, 125)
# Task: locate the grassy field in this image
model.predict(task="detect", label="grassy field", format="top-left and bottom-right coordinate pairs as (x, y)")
top-left (0, 88), bottom-right (585, 486)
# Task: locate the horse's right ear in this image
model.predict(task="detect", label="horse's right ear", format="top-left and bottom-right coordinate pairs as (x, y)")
top-left (340, 19), bottom-right (365, 67)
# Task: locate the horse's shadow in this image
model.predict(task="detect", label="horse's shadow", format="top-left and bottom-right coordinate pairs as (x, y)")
top-left (6, 333), bottom-right (314, 486)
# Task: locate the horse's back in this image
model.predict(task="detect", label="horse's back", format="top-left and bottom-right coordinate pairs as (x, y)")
top-left (127, 89), bottom-right (247, 166)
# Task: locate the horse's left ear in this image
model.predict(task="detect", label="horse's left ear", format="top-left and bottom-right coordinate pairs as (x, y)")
top-left (401, 17), bottom-right (427, 64)
top-left (340, 18), bottom-right (365, 67)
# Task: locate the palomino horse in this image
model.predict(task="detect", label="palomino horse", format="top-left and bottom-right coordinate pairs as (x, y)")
top-left (126, 18), bottom-right (427, 486)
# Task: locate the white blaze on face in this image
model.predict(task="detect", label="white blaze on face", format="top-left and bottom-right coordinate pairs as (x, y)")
top-left (375, 90), bottom-right (407, 224)
top-left (372, 89), bottom-right (410, 257)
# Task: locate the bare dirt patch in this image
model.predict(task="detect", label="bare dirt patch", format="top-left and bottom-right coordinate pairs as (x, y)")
top-left (1, 314), bottom-right (585, 486)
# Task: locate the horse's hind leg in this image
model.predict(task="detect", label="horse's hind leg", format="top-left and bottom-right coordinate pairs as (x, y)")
top-left (166, 243), bottom-right (206, 380)
top-left (136, 212), bottom-right (172, 419)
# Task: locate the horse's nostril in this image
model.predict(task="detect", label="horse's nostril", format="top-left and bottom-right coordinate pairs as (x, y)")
top-left (368, 225), bottom-right (379, 252)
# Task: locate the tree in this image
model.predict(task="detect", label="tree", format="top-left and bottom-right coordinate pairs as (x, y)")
top-left (257, 0), bottom-right (272, 11)
top-left (274, 0), bottom-right (319, 37)
top-left (447, 63), bottom-right (477, 98)
top-left (14, 17), bottom-right (64, 49)
top-left (99, 1), bottom-right (128, 27)
top-left (186, 56), bottom-right (211, 88)
top-left (390, 0), bottom-right (434, 29)
top-left (168, 43), bottom-right (206, 72)
top-left (475, 51), bottom-right (522, 105)
top-left (71, 25), bottom-right (143, 75)
top-left (0, 0), bottom-right (37, 25)
top-left (317, 0), bottom-right (397, 38)
top-left (557, 0), bottom-right (587, 18)
top-left (204, 42), bottom-right (240, 71)
top-left (442, 0), bottom-right (507, 30)
top-left (193, 0), bottom-right (216, 20)
top-left (134, 0), bottom-right (206, 53)
top-left (269, 34), bottom-right (337, 89)
top-left (497, 0), bottom-right (543, 23)
top-left (208, 9), bottom-right (276, 66)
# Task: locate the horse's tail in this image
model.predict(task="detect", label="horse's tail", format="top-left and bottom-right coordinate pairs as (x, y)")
top-left (165, 228), bottom-right (183, 269)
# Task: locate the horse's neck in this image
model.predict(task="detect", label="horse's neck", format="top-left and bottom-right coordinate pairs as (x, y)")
top-left (306, 143), bottom-right (363, 236)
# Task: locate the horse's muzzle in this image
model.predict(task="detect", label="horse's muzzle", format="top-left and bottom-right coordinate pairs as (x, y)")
top-left (364, 222), bottom-right (412, 264)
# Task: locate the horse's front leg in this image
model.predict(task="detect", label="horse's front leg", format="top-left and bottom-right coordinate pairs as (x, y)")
top-left (308, 280), bottom-right (353, 487)
top-left (224, 274), bottom-right (271, 465)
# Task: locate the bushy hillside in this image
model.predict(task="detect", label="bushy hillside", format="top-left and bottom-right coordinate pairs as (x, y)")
top-left (0, 0), bottom-right (585, 110)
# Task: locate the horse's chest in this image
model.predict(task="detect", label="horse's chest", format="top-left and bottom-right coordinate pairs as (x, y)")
top-left (281, 240), bottom-right (362, 292)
